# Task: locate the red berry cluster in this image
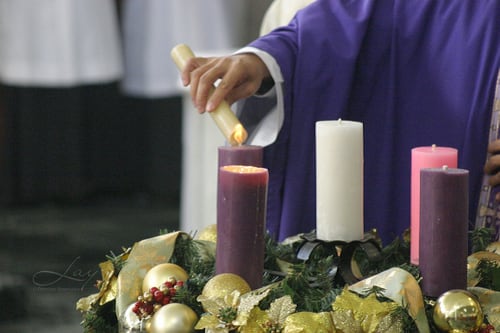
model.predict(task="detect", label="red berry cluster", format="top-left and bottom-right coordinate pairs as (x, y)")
top-left (132, 277), bottom-right (184, 319)
top-left (476, 324), bottom-right (495, 333)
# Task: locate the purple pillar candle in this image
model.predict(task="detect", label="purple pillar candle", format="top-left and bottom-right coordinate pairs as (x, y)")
top-left (419, 166), bottom-right (469, 298)
top-left (218, 145), bottom-right (263, 168)
top-left (216, 165), bottom-right (268, 289)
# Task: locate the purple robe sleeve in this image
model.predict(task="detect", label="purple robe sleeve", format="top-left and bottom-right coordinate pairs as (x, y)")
top-left (242, 0), bottom-right (500, 244)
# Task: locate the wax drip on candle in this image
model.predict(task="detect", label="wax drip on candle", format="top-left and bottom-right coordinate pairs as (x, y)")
top-left (432, 144), bottom-right (437, 151)
top-left (338, 118), bottom-right (342, 125)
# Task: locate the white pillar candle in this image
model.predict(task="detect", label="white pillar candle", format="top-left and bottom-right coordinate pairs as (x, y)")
top-left (316, 119), bottom-right (364, 241)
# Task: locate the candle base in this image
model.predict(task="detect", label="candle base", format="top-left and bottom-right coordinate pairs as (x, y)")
top-left (293, 231), bottom-right (382, 285)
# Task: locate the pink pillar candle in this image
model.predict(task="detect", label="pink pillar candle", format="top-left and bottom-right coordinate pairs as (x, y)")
top-left (216, 165), bottom-right (268, 289)
top-left (411, 145), bottom-right (457, 265)
top-left (419, 166), bottom-right (468, 298)
top-left (218, 145), bottom-right (263, 168)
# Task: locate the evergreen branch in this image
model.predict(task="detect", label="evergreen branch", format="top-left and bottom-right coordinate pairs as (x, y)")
top-left (470, 227), bottom-right (496, 253)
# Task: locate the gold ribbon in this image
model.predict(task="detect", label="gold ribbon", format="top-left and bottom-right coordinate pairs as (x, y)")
top-left (115, 231), bottom-right (183, 317)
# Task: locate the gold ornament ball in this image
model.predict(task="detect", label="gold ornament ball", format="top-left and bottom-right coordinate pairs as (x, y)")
top-left (142, 263), bottom-right (189, 293)
top-left (196, 224), bottom-right (217, 243)
top-left (202, 273), bottom-right (251, 299)
top-left (433, 289), bottom-right (483, 332)
top-left (148, 303), bottom-right (197, 333)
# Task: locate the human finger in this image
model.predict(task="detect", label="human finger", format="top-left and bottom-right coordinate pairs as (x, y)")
top-left (488, 170), bottom-right (500, 187)
top-left (485, 154), bottom-right (500, 176)
top-left (487, 139), bottom-right (500, 154)
top-left (187, 57), bottom-right (224, 113)
top-left (206, 55), bottom-right (268, 111)
top-left (193, 57), bottom-right (237, 112)
top-left (180, 57), bottom-right (207, 86)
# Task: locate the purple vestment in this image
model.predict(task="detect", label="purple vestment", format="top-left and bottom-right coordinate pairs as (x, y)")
top-left (243, 0), bottom-right (500, 244)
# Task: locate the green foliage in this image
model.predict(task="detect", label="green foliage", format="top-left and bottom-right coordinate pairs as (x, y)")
top-left (172, 237), bottom-right (215, 316)
top-left (263, 234), bottom-right (297, 269)
top-left (105, 249), bottom-right (129, 275)
top-left (261, 255), bottom-right (342, 313)
top-left (170, 233), bottom-right (204, 271)
top-left (470, 227), bottom-right (496, 253)
top-left (81, 301), bottom-right (117, 333)
top-left (476, 258), bottom-right (500, 291)
top-left (390, 305), bottom-right (418, 332)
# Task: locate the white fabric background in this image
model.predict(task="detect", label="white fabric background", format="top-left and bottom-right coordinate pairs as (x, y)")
top-left (121, 0), bottom-right (247, 98)
top-left (0, 0), bottom-right (122, 86)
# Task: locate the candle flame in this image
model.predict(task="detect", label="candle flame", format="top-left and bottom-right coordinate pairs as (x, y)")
top-left (231, 124), bottom-right (248, 146)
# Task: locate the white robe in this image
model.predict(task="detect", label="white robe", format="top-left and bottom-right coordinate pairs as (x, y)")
top-left (120, 0), bottom-right (247, 98)
top-left (260, 0), bottom-right (315, 35)
top-left (0, 0), bottom-right (122, 86)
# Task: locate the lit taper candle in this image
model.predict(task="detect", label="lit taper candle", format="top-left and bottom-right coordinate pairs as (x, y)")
top-left (171, 44), bottom-right (248, 146)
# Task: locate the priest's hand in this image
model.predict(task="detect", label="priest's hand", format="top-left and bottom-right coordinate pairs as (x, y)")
top-left (181, 53), bottom-right (270, 113)
top-left (484, 139), bottom-right (500, 200)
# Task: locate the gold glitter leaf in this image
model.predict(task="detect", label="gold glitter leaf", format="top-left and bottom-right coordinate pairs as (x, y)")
top-left (205, 328), bottom-right (230, 333)
top-left (225, 290), bottom-right (242, 308)
top-left (283, 311), bottom-right (335, 333)
top-left (331, 309), bottom-right (362, 333)
top-left (375, 314), bottom-right (404, 333)
top-left (195, 314), bottom-right (224, 330)
top-left (96, 260), bottom-right (117, 306)
top-left (234, 289), bottom-right (270, 326)
top-left (268, 295), bottom-right (297, 324)
top-left (76, 293), bottom-right (100, 312)
top-left (197, 294), bottom-right (234, 316)
top-left (98, 276), bottom-right (117, 306)
top-left (332, 290), bottom-right (398, 333)
top-left (76, 258), bottom-right (120, 311)
top-left (348, 267), bottom-right (429, 333)
top-left (240, 308), bottom-right (268, 333)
